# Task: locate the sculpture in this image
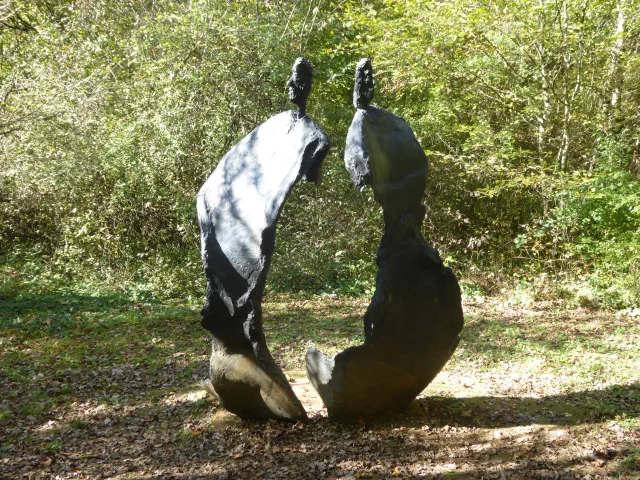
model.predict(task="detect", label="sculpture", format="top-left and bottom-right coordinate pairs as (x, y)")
top-left (306, 58), bottom-right (464, 420)
top-left (197, 57), bottom-right (330, 421)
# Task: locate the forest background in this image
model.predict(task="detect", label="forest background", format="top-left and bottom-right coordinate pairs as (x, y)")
top-left (2, 0), bottom-right (639, 310)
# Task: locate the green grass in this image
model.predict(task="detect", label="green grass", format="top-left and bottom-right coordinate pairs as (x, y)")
top-left (1, 270), bottom-right (639, 478)
top-left (2, 272), bottom-right (639, 424)
top-left (619, 448), bottom-right (640, 473)
top-left (1, 276), bottom-right (205, 420)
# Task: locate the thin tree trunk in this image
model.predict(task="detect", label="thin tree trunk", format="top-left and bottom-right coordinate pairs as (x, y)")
top-left (608, 0), bottom-right (626, 131)
top-left (536, 0), bottom-right (550, 160)
top-left (558, 0), bottom-right (570, 171)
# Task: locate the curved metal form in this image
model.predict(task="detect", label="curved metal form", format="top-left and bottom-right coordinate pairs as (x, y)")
top-left (306, 58), bottom-right (464, 420)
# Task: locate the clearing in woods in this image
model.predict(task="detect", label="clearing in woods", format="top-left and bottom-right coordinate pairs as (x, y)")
top-left (1, 280), bottom-right (639, 479)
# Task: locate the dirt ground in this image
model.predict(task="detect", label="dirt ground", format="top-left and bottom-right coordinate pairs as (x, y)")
top-left (1, 293), bottom-right (639, 479)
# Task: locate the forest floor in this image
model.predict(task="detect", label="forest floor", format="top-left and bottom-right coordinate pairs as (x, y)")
top-left (1, 277), bottom-right (639, 479)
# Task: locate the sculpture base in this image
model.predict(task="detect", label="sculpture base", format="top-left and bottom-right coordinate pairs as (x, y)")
top-left (207, 343), bottom-right (308, 422)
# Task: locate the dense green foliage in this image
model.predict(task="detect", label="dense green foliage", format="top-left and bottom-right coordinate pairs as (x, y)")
top-left (1, 0), bottom-right (639, 307)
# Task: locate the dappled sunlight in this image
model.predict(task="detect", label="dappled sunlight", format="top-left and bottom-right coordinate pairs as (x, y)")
top-left (1, 289), bottom-right (639, 478)
top-left (161, 389), bottom-right (209, 407)
top-left (34, 419), bottom-right (61, 433)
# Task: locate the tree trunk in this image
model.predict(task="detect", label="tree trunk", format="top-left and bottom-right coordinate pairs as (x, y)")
top-left (607, 0), bottom-right (626, 131)
top-left (536, 0), bottom-right (550, 161)
top-left (557, 0), bottom-right (570, 171)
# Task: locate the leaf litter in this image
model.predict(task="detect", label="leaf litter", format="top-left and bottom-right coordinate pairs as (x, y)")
top-left (0, 291), bottom-right (639, 479)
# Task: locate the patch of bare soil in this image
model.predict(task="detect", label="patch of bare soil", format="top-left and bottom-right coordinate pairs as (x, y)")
top-left (1, 297), bottom-right (639, 479)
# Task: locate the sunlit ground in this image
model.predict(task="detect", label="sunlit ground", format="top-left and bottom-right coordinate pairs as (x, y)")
top-left (1, 283), bottom-right (639, 479)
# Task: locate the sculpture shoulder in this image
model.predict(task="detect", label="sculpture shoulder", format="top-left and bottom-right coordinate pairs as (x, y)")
top-left (196, 114), bottom-right (283, 199)
top-left (296, 112), bottom-right (330, 149)
top-left (198, 111), bottom-right (329, 200)
top-left (363, 105), bottom-right (414, 134)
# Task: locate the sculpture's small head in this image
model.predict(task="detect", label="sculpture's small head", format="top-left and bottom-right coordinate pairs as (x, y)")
top-left (287, 57), bottom-right (313, 116)
top-left (353, 58), bottom-right (374, 109)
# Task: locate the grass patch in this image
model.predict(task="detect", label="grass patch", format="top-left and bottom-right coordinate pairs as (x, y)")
top-left (0, 273), bottom-right (638, 478)
top-left (618, 448), bottom-right (640, 474)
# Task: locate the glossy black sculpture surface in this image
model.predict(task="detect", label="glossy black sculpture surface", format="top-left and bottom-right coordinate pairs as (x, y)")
top-left (306, 58), bottom-right (464, 420)
top-left (197, 58), bottom-right (329, 421)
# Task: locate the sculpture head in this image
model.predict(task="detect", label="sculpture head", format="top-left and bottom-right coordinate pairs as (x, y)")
top-left (287, 57), bottom-right (313, 116)
top-left (353, 58), bottom-right (375, 109)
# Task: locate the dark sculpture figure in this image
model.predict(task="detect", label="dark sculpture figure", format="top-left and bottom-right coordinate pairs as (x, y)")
top-left (306, 58), bottom-right (464, 420)
top-left (197, 57), bottom-right (330, 421)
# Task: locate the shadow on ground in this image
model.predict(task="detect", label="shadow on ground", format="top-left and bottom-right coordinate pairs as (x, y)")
top-left (2, 381), bottom-right (638, 479)
top-left (416, 383), bottom-right (640, 429)
top-left (1, 288), bottom-right (639, 479)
